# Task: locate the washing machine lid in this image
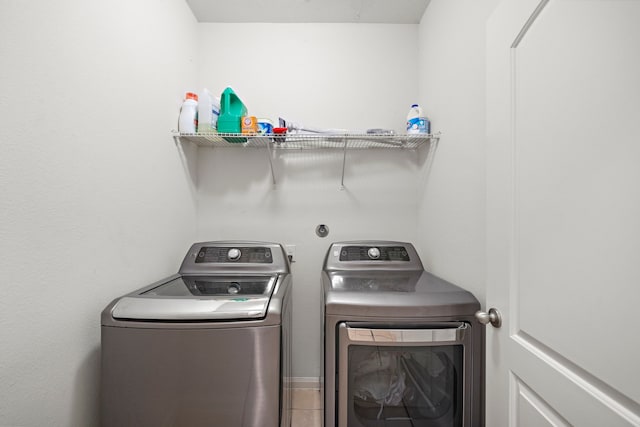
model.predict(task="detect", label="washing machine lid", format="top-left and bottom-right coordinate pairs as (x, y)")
top-left (111, 275), bottom-right (278, 321)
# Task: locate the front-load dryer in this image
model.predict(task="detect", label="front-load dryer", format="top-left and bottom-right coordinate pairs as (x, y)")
top-left (101, 241), bottom-right (292, 427)
top-left (322, 241), bottom-right (484, 427)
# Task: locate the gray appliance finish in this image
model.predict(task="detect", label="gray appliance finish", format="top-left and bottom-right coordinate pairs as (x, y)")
top-left (101, 241), bottom-right (292, 427)
top-left (322, 241), bottom-right (484, 427)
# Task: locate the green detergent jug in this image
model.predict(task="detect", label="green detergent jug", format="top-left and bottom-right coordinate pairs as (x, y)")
top-left (218, 87), bottom-right (247, 143)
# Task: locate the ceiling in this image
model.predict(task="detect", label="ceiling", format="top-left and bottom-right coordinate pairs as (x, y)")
top-left (185, 0), bottom-right (431, 24)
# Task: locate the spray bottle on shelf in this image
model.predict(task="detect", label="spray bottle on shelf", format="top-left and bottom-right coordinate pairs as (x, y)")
top-left (178, 92), bottom-right (198, 134)
top-left (406, 104), bottom-right (430, 134)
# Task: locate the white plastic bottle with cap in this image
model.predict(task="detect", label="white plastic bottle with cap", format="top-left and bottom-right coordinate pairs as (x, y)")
top-left (197, 89), bottom-right (220, 133)
top-left (406, 104), bottom-right (430, 134)
top-left (178, 92), bottom-right (198, 133)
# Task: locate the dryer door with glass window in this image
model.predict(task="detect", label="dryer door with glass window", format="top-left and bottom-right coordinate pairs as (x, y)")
top-left (337, 322), bottom-right (473, 427)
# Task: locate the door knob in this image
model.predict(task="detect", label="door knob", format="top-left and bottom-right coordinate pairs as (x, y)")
top-left (475, 308), bottom-right (502, 328)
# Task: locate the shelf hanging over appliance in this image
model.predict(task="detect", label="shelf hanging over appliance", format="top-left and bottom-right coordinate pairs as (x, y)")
top-left (173, 131), bottom-right (441, 188)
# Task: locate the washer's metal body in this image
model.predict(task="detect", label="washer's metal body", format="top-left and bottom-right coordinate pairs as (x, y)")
top-left (322, 241), bottom-right (484, 427)
top-left (101, 241), bottom-right (292, 427)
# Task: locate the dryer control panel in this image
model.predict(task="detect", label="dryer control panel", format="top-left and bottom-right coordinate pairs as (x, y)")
top-left (339, 245), bottom-right (410, 262)
top-left (324, 241), bottom-right (423, 271)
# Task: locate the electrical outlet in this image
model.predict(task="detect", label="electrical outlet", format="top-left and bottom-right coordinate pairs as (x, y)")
top-left (285, 244), bottom-right (296, 263)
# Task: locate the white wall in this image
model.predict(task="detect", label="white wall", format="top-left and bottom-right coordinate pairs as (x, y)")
top-left (0, 1), bottom-right (198, 426)
top-left (197, 23), bottom-right (418, 133)
top-left (194, 24), bottom-right (421, 377)
top-left (416, 0), bottom-right (500, 305)
top-left (0, 4), bottom-right (503, 422)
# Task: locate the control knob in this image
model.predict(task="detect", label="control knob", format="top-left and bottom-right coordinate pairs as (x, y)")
top-left (227, 248), bottom-right (241, 261)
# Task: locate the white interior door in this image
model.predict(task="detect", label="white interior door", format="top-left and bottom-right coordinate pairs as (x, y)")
top-left (485, 0), bottom-right (640, 426)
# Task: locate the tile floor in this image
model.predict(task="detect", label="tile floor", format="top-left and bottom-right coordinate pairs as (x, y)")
top-left (291, 388), bottom-right (322, 427)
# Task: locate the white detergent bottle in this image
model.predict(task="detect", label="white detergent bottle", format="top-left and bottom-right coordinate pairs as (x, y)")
top-left (197, 89), bottom-right (221, 133)
top-left (178, 92), bottom-right (198, 133)
top-left (197, 89), bottom-right (213, 133)
top-left (406, 104), bottom-right (430, 134)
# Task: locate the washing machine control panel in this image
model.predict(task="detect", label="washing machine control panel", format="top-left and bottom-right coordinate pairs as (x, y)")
top-left (195, 246), bottom-right (273, 264)
top-left (339, 246), bottom-right (410, 262)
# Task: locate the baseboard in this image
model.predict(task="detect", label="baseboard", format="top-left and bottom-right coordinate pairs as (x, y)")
top-left (289, 377), bottom-right (321, 389)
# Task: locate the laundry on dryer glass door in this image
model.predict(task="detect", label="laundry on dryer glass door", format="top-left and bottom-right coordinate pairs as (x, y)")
top-left (322, 241), bottom-right (485, 427)
top-left (101, 241), bottom-right (293, 427)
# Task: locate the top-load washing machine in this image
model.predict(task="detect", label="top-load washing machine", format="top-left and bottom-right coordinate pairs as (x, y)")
top-left (101, 241), bottom-right (292, 427)
top-left (322, 241), bottom-right (484, 427)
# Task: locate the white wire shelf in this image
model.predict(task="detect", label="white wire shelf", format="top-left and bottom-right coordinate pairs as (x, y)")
top-left (172, 131), bottom-right (440, 189)
top-left (174, 132), bottom-right (439, 150)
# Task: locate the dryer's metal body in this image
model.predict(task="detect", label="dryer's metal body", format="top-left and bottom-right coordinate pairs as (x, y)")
top-left (322, 241), bottom-right (484, 427)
